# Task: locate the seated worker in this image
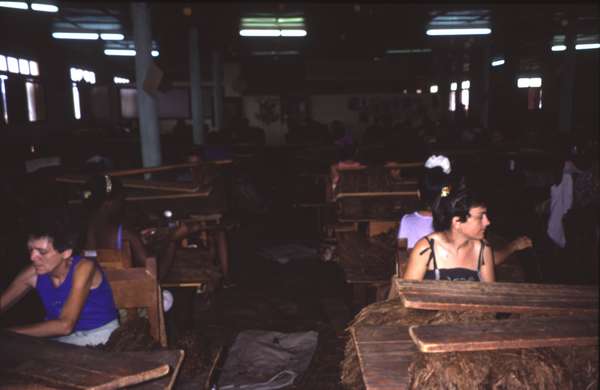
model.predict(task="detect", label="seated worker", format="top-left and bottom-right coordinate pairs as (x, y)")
top-left (82, 174), bottom-right (203, 282)
top-left (0, 208), bottom-right (118, 346)
top-left (398, 155), bottom-right (531, 275)
top-left (403, 182), bottom-right (496, 282)
top-left (328, 142), bottom-right (364, 196)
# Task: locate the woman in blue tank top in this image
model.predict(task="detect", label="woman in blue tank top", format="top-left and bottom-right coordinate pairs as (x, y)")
top-left (0, 208), bottom-right (118, 346)
top-left (403, 181), bottom-right (496, 282)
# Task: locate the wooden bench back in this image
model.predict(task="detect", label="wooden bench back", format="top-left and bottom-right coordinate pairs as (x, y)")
top-left (94, 240), bottom-right (133, 269)
top-left (103, 257), bottom-right (167, 347)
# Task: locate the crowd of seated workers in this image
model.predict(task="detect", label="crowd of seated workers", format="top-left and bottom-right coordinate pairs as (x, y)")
top-left (0, 118), bottom-right (597, 349)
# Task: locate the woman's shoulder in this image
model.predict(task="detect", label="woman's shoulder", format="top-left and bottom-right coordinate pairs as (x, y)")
top-left (412, 234), bottom-right (435, 253)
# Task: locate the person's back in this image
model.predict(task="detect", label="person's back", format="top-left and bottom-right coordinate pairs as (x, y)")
top-left (83, 175), bottom-right (148, 267)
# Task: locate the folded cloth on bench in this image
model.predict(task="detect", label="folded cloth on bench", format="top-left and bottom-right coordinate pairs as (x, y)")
top-left (218, 330), bottom-right (318, 390)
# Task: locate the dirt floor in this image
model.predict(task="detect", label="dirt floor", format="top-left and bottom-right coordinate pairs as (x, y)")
top-left (166, 208), bottom-right (354, 389)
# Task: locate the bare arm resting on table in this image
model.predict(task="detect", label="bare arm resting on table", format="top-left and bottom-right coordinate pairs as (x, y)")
top-left (2, 259), bottom-right (98, 337)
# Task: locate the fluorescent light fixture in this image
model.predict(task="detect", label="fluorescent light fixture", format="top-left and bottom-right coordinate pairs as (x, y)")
top-left (29, 60), bottom-right (39, 76)
top-left (100, 33), bottom-right (125, 40)
top-left (426, 28), bottom-right (491, 36)
top-left (551, 45), bottom-right (566, 52)
top-left (104, 49), bottom-right (159, 57)
top-left (252, 50), bottom-right (299, 56)
top-left (430, 85), bottom-right (438, 93)
top-left (0, 55), bottom-right (7, 72)
top-left (517, 78), bottom-right (530, 88)
top-left (113, 76), bottom-right (130, 84)
top-left (7, 56), bottom-right (19, 73)
top-left (280, 29), bottom-right (307, 37)
top-left (18, 58), bottom-right (29, 75)
top-left (575, 43), bottom-right (600, 50)
top-left (0, 1), bottom-right (28, 9)
top-left (386, 48), bottom-right (431, 54)
top-left (240, 29), bottom-right (281, 37)
top-left (52, 32), bottom-right (99, 40)
top-left (104, 49), bottom-right (135, 56)
top-left (491, 59), bottom-right (505, 66)
top-left (450, 82), bottom-right (457, 91)
top-left (461, 80), bottom-right (470, 89)
top-left (31, 3), bottom-right (58, 12)
top-left (277, 17), bottom-right (304, 23)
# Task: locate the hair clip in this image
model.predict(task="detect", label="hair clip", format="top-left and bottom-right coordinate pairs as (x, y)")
top-left (440, 186), bottom-right (451, 197)
top-left (104, 175), bottom-right (112, 194)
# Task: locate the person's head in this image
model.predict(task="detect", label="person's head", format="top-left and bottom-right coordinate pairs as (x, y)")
top-left (419, 154), bottom-right (452, 208)
top-left (27, 208), bottom-right (78, 274)
top-left (418, 166), bottom-right (451, 209)
top-left (82, 174), bottom-right (125, 214)
top-left (432, 181), bottom-right (490, 239)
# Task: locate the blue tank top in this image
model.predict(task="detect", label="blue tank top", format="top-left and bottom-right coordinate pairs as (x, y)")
top-left (36, 256), bottom-right (118, 331)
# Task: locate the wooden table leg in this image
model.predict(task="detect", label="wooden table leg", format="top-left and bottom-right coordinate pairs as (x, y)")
top-left (216, 230), bottom-right (229, 279)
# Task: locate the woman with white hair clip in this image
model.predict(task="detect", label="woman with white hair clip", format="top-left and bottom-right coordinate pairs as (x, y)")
top-left (398, 155), bottom-right (532, 278)
top-left (404, 180), bottom-right (496, 282)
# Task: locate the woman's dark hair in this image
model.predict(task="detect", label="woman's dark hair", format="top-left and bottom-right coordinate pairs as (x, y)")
top-left (28, 207), bottom-right (80, 253)
top-left (81, 174), bottom-right (124, 211)
top-left (418, 166), bottom-right (451, 209)
top-left (432, 180), bottom-right (486, 232)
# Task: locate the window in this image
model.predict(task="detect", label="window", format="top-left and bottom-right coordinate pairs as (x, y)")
top-left (0, 75), bottom-right (8, 124)
top-left (0, 53), bottom-right (42, 124)
top-left (517, 77), bottom-right (543, 110)
top-left (460, 80), bottom-right (470, 111)
top-left (25, 80), bottom-right (45, 122)
top-left (70, 66), bottom-right (95, 119)
top-left (449, 81), bottom-right (457, 111)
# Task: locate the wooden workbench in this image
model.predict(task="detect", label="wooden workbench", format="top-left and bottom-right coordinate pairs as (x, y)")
top-left (0, 330), bottom-right (183, 389)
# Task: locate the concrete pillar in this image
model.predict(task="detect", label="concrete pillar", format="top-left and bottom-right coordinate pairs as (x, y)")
top-left (189, 27), bottom-right (204, 145)
top-left (480, 43), bottom-right (491, 129)
top-left (212, 50), bottom-right (224, 131)
top-left (131, 2), bottom-right (161, 167)
top-left (558, 28), bottom-right (576, 133)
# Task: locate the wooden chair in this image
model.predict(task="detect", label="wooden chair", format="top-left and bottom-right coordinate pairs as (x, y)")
top-left (93, 240), bottom-right (134, 269)
top-left (93, 242), bottom-right (168, 347)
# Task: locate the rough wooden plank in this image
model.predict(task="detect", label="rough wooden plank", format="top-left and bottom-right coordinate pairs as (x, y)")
top-left (394, 279), bottom-right (598, 297)
top-left (409, 317), bottom-right (598, 353)
top-left (392, 279), bottom-right (598, 315)
top-left (124, 350), bottom-right (185, 390)
top-left (335, 191), bottom-right (418, 200)
top-left (352, 326), bottom-right (416, 390)
top-left (0, 331), bottom-right (169, 389)
top-left (400, 292), bottom-right (597, 315)
top-left (125, 191), bottom-right (211, 201)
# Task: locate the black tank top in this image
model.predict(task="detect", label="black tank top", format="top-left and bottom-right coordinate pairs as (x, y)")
top-left (420, 237), bottom-right (486, 281)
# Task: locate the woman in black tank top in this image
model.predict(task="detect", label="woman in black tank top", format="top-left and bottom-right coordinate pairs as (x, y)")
top-left (403, 182), bottom-right (495, 282)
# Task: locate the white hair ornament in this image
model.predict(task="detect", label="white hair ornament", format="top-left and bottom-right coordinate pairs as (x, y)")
top-left (424, 155), bottom-right (451, 174)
